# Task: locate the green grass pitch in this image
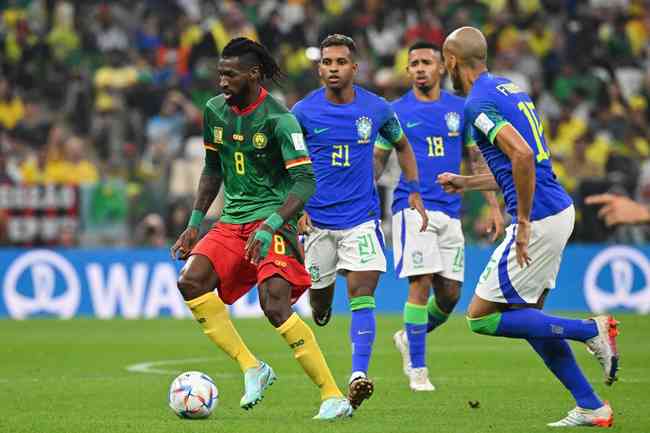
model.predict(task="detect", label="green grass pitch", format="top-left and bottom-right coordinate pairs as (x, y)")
top-left (0, 314), bottom-right (647, 433)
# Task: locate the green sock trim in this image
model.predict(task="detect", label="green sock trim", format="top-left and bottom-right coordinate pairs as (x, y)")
top-left (403, 302), bottom-right (428, 324)
top-left (467, 312), bottom-right (502, 335)
top-left (427, 296), bottom-right (449, 322)
top-left (349, 296), bottom-right (375, 311)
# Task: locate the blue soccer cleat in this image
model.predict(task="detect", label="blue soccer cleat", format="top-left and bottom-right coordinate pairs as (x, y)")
top-left (312, 397), bottom-right (353, 420)
top-left (239, 361), bottom-right (277, 410)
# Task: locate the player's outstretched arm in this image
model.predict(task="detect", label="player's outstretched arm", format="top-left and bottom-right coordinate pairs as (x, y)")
top-left (171, 150), bottom-right (223, 260)
top-left (467, 145), bottom-right (504, 241)
top-left (494, 124), bottom-right (535, 267)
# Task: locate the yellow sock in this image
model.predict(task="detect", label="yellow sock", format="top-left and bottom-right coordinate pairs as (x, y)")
top-left (186, 292), bottom-right (259, 372)
top-left (277, 313), bottom-right (343, 401)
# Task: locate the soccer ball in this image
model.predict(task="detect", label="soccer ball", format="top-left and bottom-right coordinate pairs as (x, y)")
top-left (168, 371), bottom-right (219, 419)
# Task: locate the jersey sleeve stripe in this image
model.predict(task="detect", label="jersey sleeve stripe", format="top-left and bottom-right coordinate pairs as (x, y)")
top-left (204, 143), bottom-right (218, 152)
top-left (488, 121), bottom-right (511, 145)
top-left (285, 157), bottom-right (312, 169)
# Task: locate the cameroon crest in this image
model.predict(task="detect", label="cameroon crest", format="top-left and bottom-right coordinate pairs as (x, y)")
top-left (253, 132), bottom-right (268, 149)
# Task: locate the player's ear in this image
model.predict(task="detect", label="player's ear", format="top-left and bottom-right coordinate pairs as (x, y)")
top-left (249, 65), bottom-right (262, 82)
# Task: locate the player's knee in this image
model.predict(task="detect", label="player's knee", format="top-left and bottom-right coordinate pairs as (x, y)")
top-left (438, 288), bottom-right (461, 313)
top-left (262, 302), bottom-right (291, 328)
top-left (177, 270), bottom-right (205, 301)
top-left (466, 312), bottom-right (501, 336)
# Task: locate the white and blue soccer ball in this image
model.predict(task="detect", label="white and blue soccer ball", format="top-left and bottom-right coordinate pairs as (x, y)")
top-left (168, 371), bottom-right (219, 419)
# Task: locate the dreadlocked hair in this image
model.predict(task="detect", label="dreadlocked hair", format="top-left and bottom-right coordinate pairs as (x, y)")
top-left (221, 37), bottom-right (286, 85)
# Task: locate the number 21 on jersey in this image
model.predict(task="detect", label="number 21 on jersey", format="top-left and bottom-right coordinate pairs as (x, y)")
top-left (331, 144), bottom-right (350, 167)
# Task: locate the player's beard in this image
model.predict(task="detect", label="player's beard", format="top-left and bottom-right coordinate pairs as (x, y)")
top-left (451, 65), bottom-right (465, 95)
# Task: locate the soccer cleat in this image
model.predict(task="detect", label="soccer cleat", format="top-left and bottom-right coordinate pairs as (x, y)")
top-left (312, 397), bottom-right (353, 420)
top-left (313, 307), bottom-right (332, 327)
top-left (408, 367), bottom-right (435, 392)
top-left (347, 374), bottom-right (374, 410)
top-left (239, 361), bottom-right (277, 410)
top-left (585, 316), bottom-right (620, 385)
top-left (547, 404), bottom-right (613, 427)
top-left (392, 330), bottom-right (412, 376)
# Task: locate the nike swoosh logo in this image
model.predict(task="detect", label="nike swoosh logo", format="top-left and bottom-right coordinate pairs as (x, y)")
top-left (314, 127), bottom-right (330, 134)
top-left (358, 330), bottom-right (373, 335)
top-left (406, 122), bottom-right (421, 128)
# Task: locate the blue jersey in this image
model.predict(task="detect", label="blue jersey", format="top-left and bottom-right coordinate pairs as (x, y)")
top-left (465, 72), bottom-right (572, 221)
top-left (376, 90), bottom-right (469, 218)
top-left (292, 85), bottom-right (403, 229)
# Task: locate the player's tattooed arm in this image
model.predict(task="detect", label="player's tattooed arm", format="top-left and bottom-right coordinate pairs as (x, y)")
top-left (193, 151), bottom-right (223, 213)
top-left (171, 151), bottom-right (222, 260)
top-left (373, 133), bottom-right (394, 181)
top-left (467, 145), bottom-right (504, 241)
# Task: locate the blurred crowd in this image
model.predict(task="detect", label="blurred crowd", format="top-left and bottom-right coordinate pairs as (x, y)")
top-left (1, 0), bottom-right (649, 247)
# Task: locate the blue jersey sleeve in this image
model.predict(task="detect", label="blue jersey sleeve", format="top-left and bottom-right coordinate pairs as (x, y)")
top-left (466, 98), bottom-right (511, 145)
top-left (374, 133), bottom-right (393, 150)
top-left (378, 114), bottom-right (404, 144)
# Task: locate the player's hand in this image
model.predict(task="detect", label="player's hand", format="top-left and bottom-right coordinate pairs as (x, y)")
top-left (515, 219), bottom-right (532, 268)
top-left (487, 205), bottom-right (504, 242)
top-left (298, 211), bottom-right (313, 235)
top-left (245, 224), bottom-right (274, 265)
top-left (170, 227), bottom-right (199, 260)
top-left (437, 172), bottom-right (467, 194)
top-left (586, 193), bottom-right (650, 226)
top-left (408, 192), bottom-right (428, 232)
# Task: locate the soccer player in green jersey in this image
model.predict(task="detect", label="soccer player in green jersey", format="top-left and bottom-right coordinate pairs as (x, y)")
top-left (170, 38), bottom-right (353, 420)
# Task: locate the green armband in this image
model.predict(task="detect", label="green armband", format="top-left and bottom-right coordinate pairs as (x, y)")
top-left (263, 212), bottom-right (284, 232)
top-left (188, 209), bottom-right (205, 228)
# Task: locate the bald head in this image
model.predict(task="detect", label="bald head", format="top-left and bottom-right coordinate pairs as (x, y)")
top-left (443, 26), bottom-right (487, 68)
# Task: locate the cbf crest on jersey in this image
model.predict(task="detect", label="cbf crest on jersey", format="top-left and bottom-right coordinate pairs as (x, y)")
top-left (356, 116), bottom-right (373, 144)
top-left (445, 112), bottom-right (460, 137)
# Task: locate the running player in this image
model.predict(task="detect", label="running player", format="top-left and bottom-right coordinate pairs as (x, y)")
top-left (438, 27), bottom-right (619, 427)
top-left (292, 34), bottom-right (427, 409)
top-left (373, 41), bottom-right (504, 391)
top-left (170, 37), bottom-right (352, 421)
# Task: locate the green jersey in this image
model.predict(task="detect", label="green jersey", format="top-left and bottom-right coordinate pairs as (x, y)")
top-left (203, 88), bottom-right (311, 224)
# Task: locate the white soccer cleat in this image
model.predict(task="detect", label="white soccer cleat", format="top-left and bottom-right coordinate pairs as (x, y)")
top-left (547, 404), bottom-right (613, 427)
top-left (408, 367), bottom-right (435, 392)
top-left (585, 316), bottom-right (620, 385)
top-left (392, 330), bottom-right (411, 376)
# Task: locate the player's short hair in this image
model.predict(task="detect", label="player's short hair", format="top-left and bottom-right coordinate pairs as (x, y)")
top-left (320, 34), bottom-right (357, 58)
top-left (408, 41), bottom-right (441, 55)
top-left (221, 37), bottom-right (285, 84)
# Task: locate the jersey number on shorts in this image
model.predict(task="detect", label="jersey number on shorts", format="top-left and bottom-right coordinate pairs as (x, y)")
top-left (426, 136), bottom-right (445, 157)
top-left (273, 235), bottom-right (286, 255)
top-left (331, 144), bottom-right (351, 167)
top-left (517, 102), bottom-right (549, 163)
top-left (357, 233), bottom-right (377, 263)
top-left (234, 151), bottom-right (245, 175)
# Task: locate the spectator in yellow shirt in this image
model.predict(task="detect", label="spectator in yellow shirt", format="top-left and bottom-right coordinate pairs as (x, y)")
top-left (0, 78), bottom-right (24, 130)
